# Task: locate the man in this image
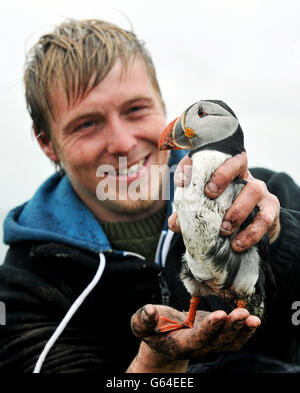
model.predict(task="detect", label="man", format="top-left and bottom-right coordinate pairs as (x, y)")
top-left (0, 19), bottom-right (299, 373)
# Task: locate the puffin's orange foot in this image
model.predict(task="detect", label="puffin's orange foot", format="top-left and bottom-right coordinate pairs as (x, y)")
top-left (154, 296), bottom-right (200, 334)
top-left (154, 316), bottom-right (189, 333)
top-left (237, 299), bottom-right (246, 308)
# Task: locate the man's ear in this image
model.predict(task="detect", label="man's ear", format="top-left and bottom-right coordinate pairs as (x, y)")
top-left (34, 128), bottom-right (59, 163)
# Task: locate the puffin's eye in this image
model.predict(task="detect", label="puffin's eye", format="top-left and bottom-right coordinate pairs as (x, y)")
top-left (198, 107), bottom-right (207, 118)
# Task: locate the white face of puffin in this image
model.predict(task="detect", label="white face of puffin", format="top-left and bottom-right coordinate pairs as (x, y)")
top-left (184, 101), bottom-right (239, 149)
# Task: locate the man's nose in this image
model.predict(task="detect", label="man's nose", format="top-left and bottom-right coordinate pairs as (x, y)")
top-left (106, 117), bottom-right (137, 155)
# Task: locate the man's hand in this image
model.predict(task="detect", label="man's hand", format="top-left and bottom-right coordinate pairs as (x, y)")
top-left (127, 304), bottom-right (260, 373)
top-left (169, 152), bottom-right (280, 252)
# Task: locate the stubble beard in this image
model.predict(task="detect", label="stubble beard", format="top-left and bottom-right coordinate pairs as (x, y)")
top-left (97, 170), bottom-right (166, 219)
top-left (101, 197), bottom-right (158, 216)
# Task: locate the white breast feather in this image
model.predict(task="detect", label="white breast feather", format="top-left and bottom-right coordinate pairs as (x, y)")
top-left (174, 150), bottom-right (260, 297)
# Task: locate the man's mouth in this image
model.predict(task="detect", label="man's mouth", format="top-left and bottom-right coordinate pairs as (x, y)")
top-left (117, 156), bottom-right (148, 176)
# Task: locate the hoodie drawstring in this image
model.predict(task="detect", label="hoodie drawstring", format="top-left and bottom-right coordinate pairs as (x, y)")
top-left (33, 252), bottom-right (106, 373)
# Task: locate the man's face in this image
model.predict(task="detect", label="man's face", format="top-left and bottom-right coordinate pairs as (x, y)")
top-left (46, 57), bottom-right (169, 221)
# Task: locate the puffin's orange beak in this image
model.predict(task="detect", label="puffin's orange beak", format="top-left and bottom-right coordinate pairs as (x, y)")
top-left (158, 117), bottom-right (181, 150)
top-left (158, 115), bottom-right (193, 151)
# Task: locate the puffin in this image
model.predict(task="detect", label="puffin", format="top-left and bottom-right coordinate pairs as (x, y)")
top-left (157, 100), bottom-right (275, 333)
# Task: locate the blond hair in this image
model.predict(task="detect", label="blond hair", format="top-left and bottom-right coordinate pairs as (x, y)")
top-left (24, 19), bottom-right (164, 137)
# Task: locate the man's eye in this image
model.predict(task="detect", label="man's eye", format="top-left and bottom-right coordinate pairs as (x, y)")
top-left (77, 121), bottom-right (97, 131)
top-left (81, 121), bottom-right (96, 128)
top-left (129, 106), bottom-right (146, 114)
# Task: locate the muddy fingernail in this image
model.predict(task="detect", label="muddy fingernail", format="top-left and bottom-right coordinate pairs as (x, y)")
top-left (232, 239), bottom-right (244, 250)
top-left (221, 220), bottom-right (233, 233)
top-left (141, 307), bottom-right (149, 319)
top-left (141, 306), bottom-right (154, 320)
top-left (206, 182), bottom-right (218, 194)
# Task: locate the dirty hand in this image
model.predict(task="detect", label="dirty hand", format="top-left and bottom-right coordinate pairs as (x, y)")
top-left (127, 304), bottom-right (260, 372)
top-left (169, 152), bottom-right (280, 252)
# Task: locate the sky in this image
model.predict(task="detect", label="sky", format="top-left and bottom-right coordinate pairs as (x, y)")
top-left (1, 0), bottom-right (300, 261)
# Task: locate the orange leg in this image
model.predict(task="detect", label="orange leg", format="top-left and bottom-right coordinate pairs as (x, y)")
top-left (183, 296), bottom-right (200, 328)
top-left (237, 299), bottom-right (246, 308)
top-left (155, 296), bottom-right (201, 333)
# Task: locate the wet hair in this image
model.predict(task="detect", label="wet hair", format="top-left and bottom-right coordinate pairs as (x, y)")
top-left (24, 18), bottom-right (165, 138)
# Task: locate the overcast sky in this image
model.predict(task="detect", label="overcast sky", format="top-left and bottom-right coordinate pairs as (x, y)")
top-left (1, 0), bottom-right (300, 261)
